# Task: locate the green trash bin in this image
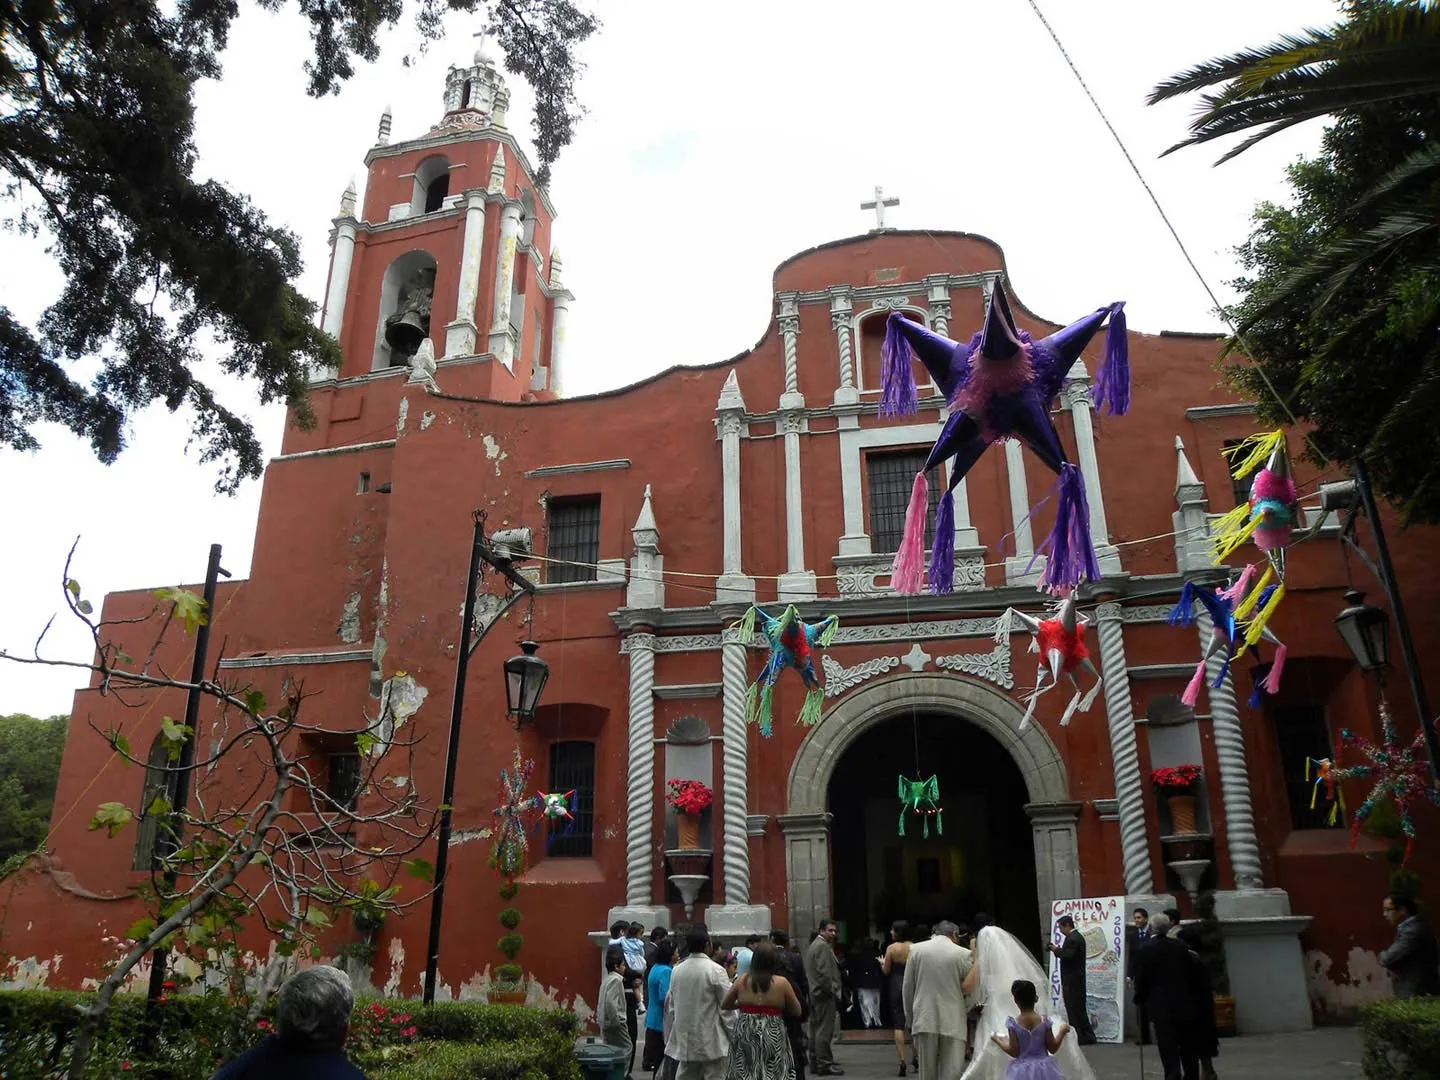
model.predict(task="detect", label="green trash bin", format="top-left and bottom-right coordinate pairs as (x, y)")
top-left (575, 1037), bottom-right (628, 1080)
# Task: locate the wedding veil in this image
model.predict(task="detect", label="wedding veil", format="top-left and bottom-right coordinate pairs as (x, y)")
top-left (958, 925), bottom-right (1098, 1080)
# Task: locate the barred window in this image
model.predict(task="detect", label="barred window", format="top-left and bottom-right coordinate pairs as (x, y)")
top-left (1223, 439), bottom-right (1258, 508)
top-left (868, 450), bottom-right (940, 554)
top-left (326, 752), bottom-right (363, 812)
top-left (547, 741), bottom-right (596, 858)
top-left (1272, 703), bottom-right (1343, 831)
top-left (547, 497), bottom-right (600, 583)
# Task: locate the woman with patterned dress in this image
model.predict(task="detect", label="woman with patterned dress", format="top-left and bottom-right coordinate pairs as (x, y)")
top-left (991, 979), bottom-right (1067, 1080)
top-left (722, 943), bottom-right (800, 1080)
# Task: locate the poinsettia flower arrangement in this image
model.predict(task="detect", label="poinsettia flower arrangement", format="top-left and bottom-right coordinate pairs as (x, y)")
top-left (666, 779), bottom-right (713, 815)
top-left (1152, 764), bottom-right (1203, 793)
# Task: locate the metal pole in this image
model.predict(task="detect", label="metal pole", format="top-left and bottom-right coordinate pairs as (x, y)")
top-left (423, 517), bottom-right (486, 1005)
top-left (1352, 457), bottom-right (1440, 780)
top-left (147, 543), bottom-right (227, 1002)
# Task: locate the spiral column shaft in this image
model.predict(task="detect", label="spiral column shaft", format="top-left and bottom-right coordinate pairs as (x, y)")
top-left (625, 633), bottom-right (657, 905)
top-left (721, 633), bottom-right (751, 904)
top-left (1094, 603), bottom-right (1154, 894)
top-left (1195, 613), bottom-right (1264, 889)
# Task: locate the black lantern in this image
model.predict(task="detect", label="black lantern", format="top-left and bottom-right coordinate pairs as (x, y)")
top-left (1334, 589), bottom-right (1391, 676)
top-left (504, 641), bottom-right (550, 723)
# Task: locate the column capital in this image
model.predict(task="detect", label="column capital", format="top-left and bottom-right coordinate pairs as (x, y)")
top-left (1061, 379), bottom-right (1093, 409)
top-left (1094, 601), bottom-right (1124, 624)
top-left (923, 273), bottom-right (952, 302)
top-left (778, 810), bottom-right (833, 835)
top-left (827, 286), bottom-right (853, 314)
top-left (1024, 800), bottom-right (1084, 825)
top-left (463, 188), bottom-right (488, 210)
top-left (778, 314), bottom-right (801, 338)
top-left (622, 631), bottom-right (657, 654)
top-left (776, 291), bottom-right (801, 317)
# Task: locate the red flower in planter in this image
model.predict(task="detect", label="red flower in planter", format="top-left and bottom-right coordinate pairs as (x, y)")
top-left (666, 779), bottom-right (713, 815)
top-left (1152, 765), bottom-right (1203, 793)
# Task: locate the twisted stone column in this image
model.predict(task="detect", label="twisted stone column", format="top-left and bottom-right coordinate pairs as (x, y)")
top-left (930, 302), bottom-right (951, 338)
top-left (1093, 603), bottom-right (1153, 894)
top-left (721, 631), bottom-right (751, 904)
top-left (779, 293), bottom-right (801, 395)
top-left (1194, 613), bottom-right (1264, 889)
top-left (625, 632), bottom-right (657, 905)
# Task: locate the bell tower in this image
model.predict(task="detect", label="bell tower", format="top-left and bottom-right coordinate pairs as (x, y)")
top-left (312, 44), bottom-right (572, 402)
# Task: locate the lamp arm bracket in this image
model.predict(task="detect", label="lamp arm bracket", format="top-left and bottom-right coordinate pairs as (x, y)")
top-left (1339, 514), bottom-right (1386, 594)
top-left (465, 584), bottom-right (531, 659)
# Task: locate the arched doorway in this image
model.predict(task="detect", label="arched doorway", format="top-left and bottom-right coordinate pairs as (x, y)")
top-left (828, 712), bottom-right (1036, 943)
top-left (781, 674), bottom-right (1080, 947)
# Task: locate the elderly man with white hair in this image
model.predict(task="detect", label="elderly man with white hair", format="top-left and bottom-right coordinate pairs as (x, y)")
top-left (212, 965), bottom-right (368, 1079)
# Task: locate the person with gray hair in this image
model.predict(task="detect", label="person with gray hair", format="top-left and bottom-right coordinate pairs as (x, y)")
top-left (903, 919), bottom-right (977, 1078)
top-left (1131, 913), bottom-right (1205, 1080)
top-left (212, 965), bottom-right (367, 1079)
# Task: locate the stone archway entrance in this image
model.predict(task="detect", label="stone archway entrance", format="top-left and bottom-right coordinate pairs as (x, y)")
top-left (780, 673), bottom-right (1080, 942)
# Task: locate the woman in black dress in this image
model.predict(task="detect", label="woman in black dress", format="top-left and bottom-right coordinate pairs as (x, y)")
top-left (880, 920), bottom-right (913, 1077)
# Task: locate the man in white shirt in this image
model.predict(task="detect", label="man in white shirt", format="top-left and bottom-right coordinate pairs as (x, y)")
top-left (902, 920), bottom-right (974, 1080)
top-left (664, 926), bottom-right (731, 1080)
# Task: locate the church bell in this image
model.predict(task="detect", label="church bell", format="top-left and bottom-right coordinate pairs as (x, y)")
top-left (385, 310), bottom-right (428, 357)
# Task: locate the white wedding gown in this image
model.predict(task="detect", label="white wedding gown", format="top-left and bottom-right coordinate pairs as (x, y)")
top-left (959, 926), bottom-right (1098, 1080)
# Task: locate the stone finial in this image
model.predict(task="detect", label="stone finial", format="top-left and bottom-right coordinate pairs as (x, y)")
top-left (717, 368), bottom-right (746, 412)
top-left (633, 484), bottom-right (659, 546)
top-left (1175, 435), bottom-right (1202, 492)
top-left (627, 483), bottom-right (664, 608)
top-left (377, 106), bottom-right (392, 145)
top-left (339, 178), bottom-right (358, 218)
top-left (549, 249), bottom-right (564, 288)
top-left (405, 338), bottom-right (438, 387)
top-left (487, 145), bottom-right (507, 194)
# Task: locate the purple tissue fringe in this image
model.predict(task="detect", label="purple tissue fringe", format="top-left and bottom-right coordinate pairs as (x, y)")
top-left (928, 489), bottom-right (957, 594)
top-left (1033, 464), bottom-right (1101, 594)
top-left (880, 315), bottom-right (918, 417)
top-left (1092, 303), bottom-right (1129, 417)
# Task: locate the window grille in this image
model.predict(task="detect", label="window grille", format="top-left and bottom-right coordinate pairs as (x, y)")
top-left (868, 450), bottom-right (940, 555)
top-left (548, 497), bottom-right (600, 583)
top-left (1272, 703), bottom-right (1343, 830)
top-left (327, 752), bottom-right (363, 812)
top-left (547, 741), bottom-right (595, 857)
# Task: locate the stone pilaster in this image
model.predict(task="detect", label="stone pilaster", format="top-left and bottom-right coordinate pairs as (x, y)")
top-left (1173, 436), bottom-right (1212, 572)
top-left (624, 632), bottom-right (657, 905)
top-left (925, 274), bottom-right (952, 338)
top-left (548, 253), bottom-right (571, 396)
top-left (715, 371), bottom-right (754, 603)
top-left (1093, 602), bottom-right (1154, 894)
top-left (444, 190), bottom-right (488, 359)
top-left (1004, 438), bottom-right (1042, 585)
top-left (315, 186), bottom-right (358, 381)
top-left (1025, 801), bottom-right (1084, 937)
top-left (829, 287), bottom-right (857, 406)
top-left (487, 196), bottom-right (522, 368)
top-left (1194, 612), bottom-right (1264, 889)
top-left (778, 293), bottom-right (801, 396)
top-left (1062, 378), bottom-right (1121, 573)
top-left (777, 407), bottom-right (816, 601)
top-left (779, 812), bottom-right (833, 937)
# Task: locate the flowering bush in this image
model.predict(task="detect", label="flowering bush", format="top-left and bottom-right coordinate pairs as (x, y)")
top-left (348, 1001), bottom-right (420, 1053)
top-left (1152, 765), bottom-right (1203, 793)
top-left (666, 779), bottom-right (713, 815)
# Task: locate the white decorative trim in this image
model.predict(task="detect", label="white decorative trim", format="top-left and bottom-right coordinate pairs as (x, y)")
top-left (1092, 798), bottom-right (1121, 822)
top-left (1122, 605), bottom-right (1175, 624)
top-left (653, 683), bottom-right (722, 699)
top-left (900, 644), bottom-right (932, 672)
top-left (820, 654), bottom-right (900, 697)
top-left (524, 458), bottom-right (631, 478)
top-left (851, 305), bottom-right (930, 395)
top-left (934, 643), bottom-right (1014, 689)
top-left (833, 550), bottom-right (986, 595)
top-left (271, 440), bottom-right (397, 463)
top-left (624, 617), bottom-right (1009, 655)
top-left (1184, 403), bottom-right (1257, 421)
top-left (218, 649), bottom-right (371, 670)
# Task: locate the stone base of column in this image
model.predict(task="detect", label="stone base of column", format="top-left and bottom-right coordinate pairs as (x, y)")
top-left (779, 391), bottom-right (806, 411)
top-left (776, 571), bottom-right (816, 602)
top-left (1214, 888), bottom-right (1314, 1034)
top-left (444, 319), bottom-right (478, 359)
top-left (1005, 555), bottom-right (1045, 587)
top-left (832, 385), bottom-right (859, 406)
top-left (715, 574), bottom-right (755, 605)
top-left (604, 905), bottom-right (670, 933)
top-left (486, 326), bottom-right (515, 369)
top-left (705, 904), bottom-right (773, 942)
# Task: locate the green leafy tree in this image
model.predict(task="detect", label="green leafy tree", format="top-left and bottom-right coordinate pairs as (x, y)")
top-left (0, 713), bottom-right (68, 862)
top-left (1, 0), bottom-right (598, 493)
top-left (1, 555), bottom-right (439, 1079)
top-left (1149, 0), bottom-right (1440, 522)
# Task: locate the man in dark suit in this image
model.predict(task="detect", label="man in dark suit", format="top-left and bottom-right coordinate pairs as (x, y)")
top-left (772, 929), bottom-right (811, 1080)
top-left (1046, 916), bottom-right (1097, 1045)
top-left (1381, 894), bottom-right (1440, 999)
top-left (1126, 908), bottom-right (1153, 1046)
top-left (1133, 913), bottom-right (1201, 1080)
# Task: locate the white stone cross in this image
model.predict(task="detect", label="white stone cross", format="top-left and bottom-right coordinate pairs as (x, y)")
top-left (861, 185), bottom-right (899, 230)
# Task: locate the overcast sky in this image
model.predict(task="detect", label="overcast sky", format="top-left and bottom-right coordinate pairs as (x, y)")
top-left (0, 0), bottom-right (1343, 716)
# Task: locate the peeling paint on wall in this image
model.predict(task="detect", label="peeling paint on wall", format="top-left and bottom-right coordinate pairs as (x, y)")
top-left (2, 954), bottom-right (62, 990)
top-left (396, 397), bottom-right (410, 435)
top-left (1306, 947), bottom-right (1392, 1017)
top-left (338, 592), bottom-right (362, 644)
top-left (420, 410), bottom-right (436, 430)
top-left (482, 434), bottom-right (507, 476)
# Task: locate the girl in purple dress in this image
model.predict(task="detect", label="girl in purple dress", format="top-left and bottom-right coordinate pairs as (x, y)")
top-left (990, 980), bottom-right (1070, 1080)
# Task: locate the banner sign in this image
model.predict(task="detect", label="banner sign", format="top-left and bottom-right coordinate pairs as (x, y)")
top-left (1047, 895), bottom-right (1126, 1045)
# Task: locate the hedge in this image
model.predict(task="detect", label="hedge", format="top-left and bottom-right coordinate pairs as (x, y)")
top-left (1359, 997), bottom-right (1440, 1080)
top-left (0, 989), bottom-right (579, 1080)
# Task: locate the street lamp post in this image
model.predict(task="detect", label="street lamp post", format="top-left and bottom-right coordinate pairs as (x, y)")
top-left (422, 513), bottom-right (543, 1006)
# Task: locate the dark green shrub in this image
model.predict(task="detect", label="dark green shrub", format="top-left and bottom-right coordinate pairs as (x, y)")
top-left (498, 880), bottom-right (518, 901)
top-left (498, 933), bottom-right (525, 959)
top-left (365, 1034), bottom-right (580, 1080)
top-left (499, 907), bottom-right (522, 930)
top-left (1359, 997), bottom-right (1440, 1080)
top-left (496, 962), bottom-right (524, 983)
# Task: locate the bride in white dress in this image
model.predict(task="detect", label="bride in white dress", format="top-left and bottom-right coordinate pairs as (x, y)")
top-left (960, 926), bottom-right (1098, 1080)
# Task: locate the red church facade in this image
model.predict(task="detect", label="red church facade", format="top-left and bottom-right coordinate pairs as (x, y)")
top-left (5, 57), bottom-right (1440, 1032)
